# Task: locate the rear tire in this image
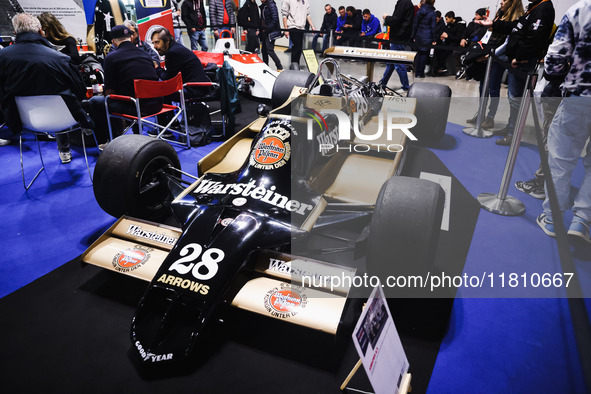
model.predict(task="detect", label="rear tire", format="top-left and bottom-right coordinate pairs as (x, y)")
top-left (271, 70), bottom-right (314, 108)
top-left (93, 135), bottom-right (180, 219)
top-left (407, 82), bottom-right (451, 143)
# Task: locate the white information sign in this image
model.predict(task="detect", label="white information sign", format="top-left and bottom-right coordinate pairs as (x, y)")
top-left (20, 0), bottom-right (87, 45)
top-left (420, 172), bottom-right (452, 232)
top-left (352, 285), bottom-right (409, 394)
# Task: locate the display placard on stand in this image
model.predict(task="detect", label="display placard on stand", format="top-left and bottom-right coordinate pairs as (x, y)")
top-left (343, 285), bottom-right (411, 394)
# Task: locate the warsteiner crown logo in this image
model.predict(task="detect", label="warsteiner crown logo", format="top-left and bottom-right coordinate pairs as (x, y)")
top-left (112, 245), bottom-right (153, 273)
top-left (263, 282), bottom-right (308, 319)
top-left (250, 120), bottom-right (292, 170)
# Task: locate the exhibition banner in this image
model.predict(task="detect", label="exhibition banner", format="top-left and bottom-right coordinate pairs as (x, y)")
top-left (134, 0), bottom-right (173, 44)
top-left (19, 0), bottom-right (87, 45)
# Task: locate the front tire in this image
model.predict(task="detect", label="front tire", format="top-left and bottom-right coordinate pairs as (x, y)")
top-left (366, 176), bottom-right (445, 281)
top-left (93, 135), bottom-right (181, 219)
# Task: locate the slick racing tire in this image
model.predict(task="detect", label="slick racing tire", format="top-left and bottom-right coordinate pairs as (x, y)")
top-left (93, 135), bottom-right (181, 219)
top-left (366, 176), bottom-right (445, 283)
top-left (271, 70), bottom-right (314, 108)
top-left (407, 82), bottom-right (451, 143)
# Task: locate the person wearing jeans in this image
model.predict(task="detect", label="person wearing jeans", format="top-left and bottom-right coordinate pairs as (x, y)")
top-left (181, 0), bottom-right (208, 51)
top-left (311, 4), bottom-right (337, 53)
top-left (381, 44), bottom-right (410, 90)
top-left (537, 0), bottom-right (591, 243)
top-left (380, 0), bottom-right (413, 90)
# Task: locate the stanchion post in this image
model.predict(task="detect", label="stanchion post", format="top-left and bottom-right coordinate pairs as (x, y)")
top-left (329, 29), bottom-right (334, 48)
top-left (478, 72), bottom-right (536, 216)
top-left (463, 49), bottom-right (494, 138)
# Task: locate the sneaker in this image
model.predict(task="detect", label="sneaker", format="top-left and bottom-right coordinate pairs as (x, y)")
top-left (98, 143), bottom-right (108, 151)
top-left (455, 69), bottom-right (466, 79)
top-left (0, 138), bottom-right (10, 146)
top-left (481, 117), bottom-right (495, 129)
top-left (495, 135), bottom-right (514, 146)
top-left (515, 179), bottom-right (545, 199)
top-left (466, 113), bottom-right (478, 124)
top-left (394, 87), bottom-right (409, 94)
top-left (59, 150), bottom-right (72, 164)
top-left (568, 217), bottom-right (591, 244)
top-left (492, 126), bottom-right (511, 136)
top-left (537, 214), bottom-right (556, 237)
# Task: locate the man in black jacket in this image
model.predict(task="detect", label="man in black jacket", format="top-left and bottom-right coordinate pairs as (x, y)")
top-left (152, 28), bottom-right (209, 99)
top-left (260, 0), bottom-right (283, 71)
top-left (238, 0), bottom-right (261, 53)
top-left (491, 0), bottom-right (555, 145)
top-left (0, 13), bottom-right (94, 163)
top-left (311, 4), bottom-right (337, 53)
top-left (181, 0), bottom-right (208, 51)
top-left (440, 11), bottom-right (466, 76)
top-left (460, 8), bottom-right (489, 47)
top-left (336, 6), bottom-right (362, 46)
top-left (87, 24), bottom-right (162, 142)
top-left (379, 0), bottom-right (414, 90)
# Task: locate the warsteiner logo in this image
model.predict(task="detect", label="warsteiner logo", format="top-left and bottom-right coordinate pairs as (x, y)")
top-left (253, 136), bottom-right (286, 166)
top-left (264, 282), bottom-right (308, 319)
top-left (250, 120), bottom-right (291, 170)
top-left (112, 245), bottom-right (152, 273)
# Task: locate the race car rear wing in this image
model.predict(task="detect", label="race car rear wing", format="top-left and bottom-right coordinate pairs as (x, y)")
top-left (324, 46), bottom-right (416, 64)
top-left (324, 46), bottom-right (416, 82)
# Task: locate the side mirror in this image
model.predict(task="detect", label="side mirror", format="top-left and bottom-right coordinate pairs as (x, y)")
top-left (257, 104), bottom-right (270, 117)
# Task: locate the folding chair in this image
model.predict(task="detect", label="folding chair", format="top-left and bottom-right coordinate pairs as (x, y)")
top-left (105, 72), bottom-right (190, 148)
top-left (15, 95), bottom-right (99, 190)
top-left (183, 81), bottom-right (228, 139)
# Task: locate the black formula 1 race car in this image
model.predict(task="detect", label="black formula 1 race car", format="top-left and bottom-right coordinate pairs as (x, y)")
top-left (82, 51), bottom-right (452, 365)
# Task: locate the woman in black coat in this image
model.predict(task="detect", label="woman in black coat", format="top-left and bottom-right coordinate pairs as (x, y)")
top-left (411, 0), bottom-right (436, 78)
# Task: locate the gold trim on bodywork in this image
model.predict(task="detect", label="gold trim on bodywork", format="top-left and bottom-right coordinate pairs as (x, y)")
top-left (81, 216), bottom-right (181, 281)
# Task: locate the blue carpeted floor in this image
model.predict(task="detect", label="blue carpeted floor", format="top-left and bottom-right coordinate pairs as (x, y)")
top-left (1, 119), bottom-right (590, 392)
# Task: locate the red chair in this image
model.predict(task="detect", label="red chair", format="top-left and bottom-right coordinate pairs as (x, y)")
top-left (105, 72), bottom-right (190, 148)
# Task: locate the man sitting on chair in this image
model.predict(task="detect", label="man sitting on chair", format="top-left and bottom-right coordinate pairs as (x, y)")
top-left (87, 24), bottom-right (162, 141)
top-left (0, 13), bottom-right (94, 163)
top-left (151, 27), bottom-right (210, 99)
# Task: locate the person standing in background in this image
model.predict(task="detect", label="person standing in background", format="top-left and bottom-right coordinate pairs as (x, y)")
top-left (411, 0), bottom-right (436, 78)
top-left (171, 0), bottom-right (183, 44)
top-left (536, 0), bottom-right (591, 244)
top-left (181, 0), bottom-right (208, 51)
top-left (238, 0), bottom-right (261, 53)
top-left (282, 0), bottom-right (315, 68)
top-left (210, 0), bottom-right (236, 41)
top-left (380, 0), bottom-right (414, 91)
top-left (491, 0), bottom-right (555, 146)
top-left (259, 0), bottom-right (283, 71)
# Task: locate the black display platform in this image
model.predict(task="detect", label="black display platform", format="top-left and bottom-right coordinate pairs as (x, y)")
top-left (0, 145), bottom-right (479, 393)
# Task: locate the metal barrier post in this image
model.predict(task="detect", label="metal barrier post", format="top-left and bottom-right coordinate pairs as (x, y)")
top-left (329, 29), bottom-right (334, 48)
top-left (478, 73), bottom-right (536, 216)
top-left (236, 24), bottom-right (242, 51)
top-left (463, 51), bottom-right (494, 138)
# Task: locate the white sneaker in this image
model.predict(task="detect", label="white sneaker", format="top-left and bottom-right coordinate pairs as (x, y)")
top-left (59, 151), bottom-right (72, 164)
top-left (0, 138), bottom-right (10, 146)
